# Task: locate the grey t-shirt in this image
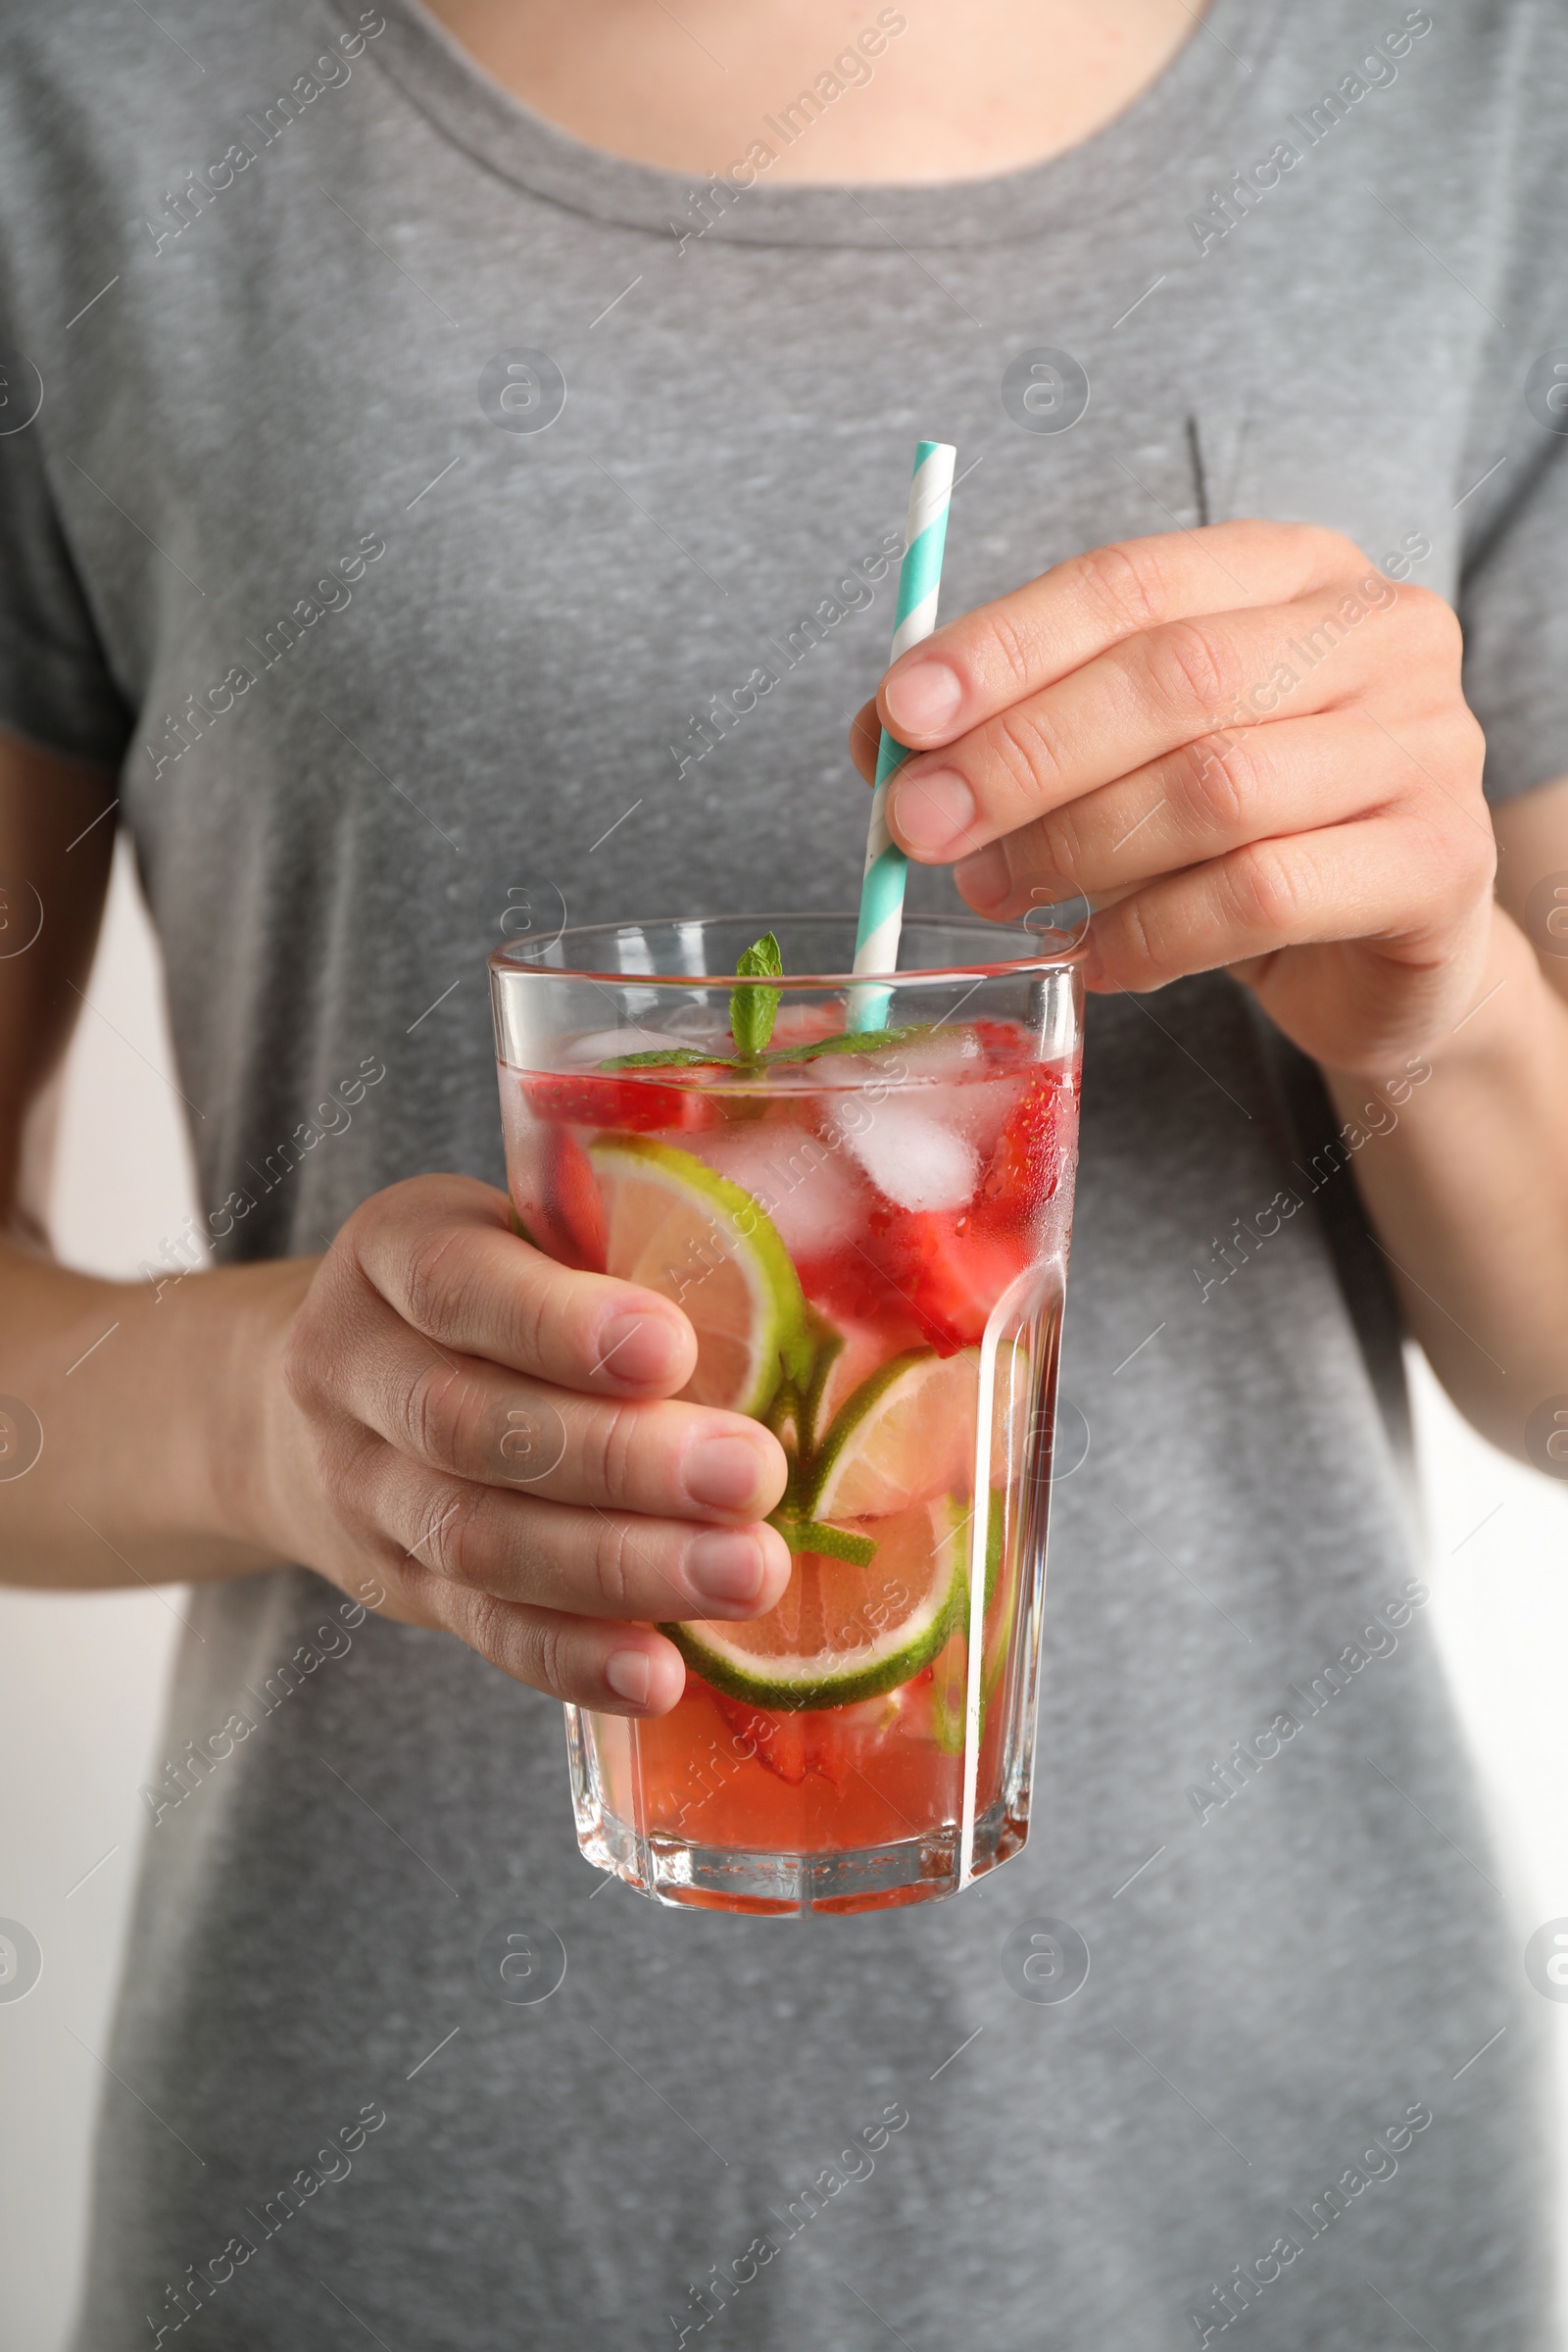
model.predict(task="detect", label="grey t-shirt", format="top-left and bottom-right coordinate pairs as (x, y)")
top-left (3, 0), bottom-right (1566, 2342)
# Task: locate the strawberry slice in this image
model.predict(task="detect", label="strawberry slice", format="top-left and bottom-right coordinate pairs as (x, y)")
top-left (968, 1016), bottom-right (1038, 1068)
top-left (525, 1068), bottom-right (723, 1134)
top-left (710, 1692), bottom-right (854, 1788)
top-left (974, 1066), bottom-right (1071, 1227)
top-left (800, 1061), bottom-right (1075, 1355)
top-left (513, 1125), bottom-right (606, 1273)
top-left (801, 1201), bottom-right (1031, 1358)
top-left (791, 1234), bottom-right (929, 1361)
top-left (874, 1209), bottom-right (1031, 1354)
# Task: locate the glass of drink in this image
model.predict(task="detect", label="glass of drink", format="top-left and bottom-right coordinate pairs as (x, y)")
top-left (490, 914), bottom-right (1082, 1915)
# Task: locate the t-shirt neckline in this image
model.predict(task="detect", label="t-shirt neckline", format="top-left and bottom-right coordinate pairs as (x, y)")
top-left (339, 0), bottom-right (1288, 249)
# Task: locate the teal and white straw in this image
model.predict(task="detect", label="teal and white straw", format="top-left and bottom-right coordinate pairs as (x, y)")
top-left (848, 438), bottom-right (957, 1033)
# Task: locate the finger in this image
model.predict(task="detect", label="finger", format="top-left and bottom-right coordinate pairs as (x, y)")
top-left (952, 710), bottom-right (1406, 920)
top-left (347, 1175), bottom-right (698, 1396)
top-left (404, 1566), bottom-right (691, 1714)
top-left (338, 1291), bottom-right (789, 1520)
top-left (849, 697), bottom-right (882, 785)
top-left (366, 1441), bottom-right (792, 1624)
top-left (884, 579), bottom-right (1418, 866)
top-left (876, 522), bottom-right (1357, 747)
top-left (1085, 810), bottom-right (1492, 997)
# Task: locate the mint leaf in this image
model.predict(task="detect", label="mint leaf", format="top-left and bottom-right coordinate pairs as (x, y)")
top-left (730, 931), bottom-right (783, 1058)
top-left (763, 1021), bottom-right (934, 1065)
top-left (740, 931), bottom-right (784, 979)
top-left (598, 1047), bottom-right (736, 1071)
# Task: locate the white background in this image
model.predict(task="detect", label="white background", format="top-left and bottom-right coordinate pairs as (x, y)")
top-left (2, 847), bottom-right (1566, 2349)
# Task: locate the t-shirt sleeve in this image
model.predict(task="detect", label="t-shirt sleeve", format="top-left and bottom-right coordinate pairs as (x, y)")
top-left (0, 416), bottom-right (133, 767)
top-left (1459, 428), bottom-right (1568, 808)
top-left (1450, 0), bottom-right (1568, 811)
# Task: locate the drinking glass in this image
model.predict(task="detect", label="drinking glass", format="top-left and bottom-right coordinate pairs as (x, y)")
top-left (490, 914), bottom-right (1082, 1915)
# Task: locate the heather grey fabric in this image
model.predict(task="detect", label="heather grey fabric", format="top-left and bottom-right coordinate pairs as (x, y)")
top-left (1, 0), bottom-right (1564, 2342)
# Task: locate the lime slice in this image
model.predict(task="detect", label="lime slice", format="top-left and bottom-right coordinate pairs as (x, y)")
top-left (798, 1315), bottom-right (887, 1456)
top-left (915, 1495), bottom-right (1006, 1752)
top-left (768, 1515), bottom-right (878, 1567)
top-left (763, 1351), bottom-right (812, 1460)
top-left (664, 1497), bottom-right (967, 1711)
top-left (589, 1136), bottom-right (810, 1417)
top-left (808, 1348), bottom-right (983, 1520)
top-left (769, 1313), bottom-right (881, 1464)
top-left (927, 1625), bottom-right (969, 1754)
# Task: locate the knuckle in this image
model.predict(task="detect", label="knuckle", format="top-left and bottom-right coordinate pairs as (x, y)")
top-left (324, 1418), bottom-right (375, 1496)
top-left (1290, 520), bottom-right (1355, 576)
top-left (510, 1250), bottom-right (586, 1378)
top-left (458, 1586), bottom-right (517, 1674)
top-left (507, 1275), bottom-right (556, 1379)
top-left (1032, 800), bottom-right (1086, 884)
top-left (976, 600), bottom-right (1037, 697)
top-left (1224, 838), bottom-right (1309, 936)
top-left (1114, 888), bottom-right (1167, 984)
top-left (315, 1423), bottom-right (380, 1534)
top-left (1145, 617), bottom-right (1242, 720)
top-left (1171, 731), bottom-right (1254, 837)
top-left (406, 1359), bottom-right (497, 1474)
top-left (403, 1358), bottom-right (459, 1465)
top-left (1415, 703), bottom-right (1487, 808)
top-left (1441, 700), bottom-right (1487, 785)
top-left (279, 1314), bottom-right (319, 1413)
top-left (988, 704), bottom-right (1064, 804)
top-left (1397, 581), bottom-right (1462, 662)
top-left (400, 1222), bottom-right (466, 1340)
top-left (1429, 798), bottom-right (1495, 906)
top-left (354, 1515), bottom-right (415, 1601)
top-left (1233, 518), bottom-right (1351, 588)
top-left (337, 1191), bottom-right (381, 1257)
top-left (526, 1614), bottom-right (573, 1697)
top-left (369, 1534), bottom-right (415, 1596)
top-left (1072, 540), bottom-right (1166, 637)
top-left (581, 1400), bottom-right (645, 1508)
top-left (1444, 847), bottom-right (1491, 921)
top-left (424, 1477), bottom-right (491, 1585)
top-left (1456, 704), bottom-right (1487, 780)
top-left (588, 1514), bottom-right (640, 1614)
top-left (1467, 823), bottom-right (1499, 901)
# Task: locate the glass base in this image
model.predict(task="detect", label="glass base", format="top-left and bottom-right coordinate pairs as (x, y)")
top-left (576, 1794), bottom-right (1030, 1916)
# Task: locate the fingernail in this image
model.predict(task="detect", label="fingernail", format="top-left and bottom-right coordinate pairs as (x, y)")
top-left (596, 1312), bottom-right (675, 1385)
top-left (889, 766), bottom-right (976, 858)
top-left (605, 1649), bottom-right (651, 1705)
top-left (686, 1531), bottom-right (766, 1608)
top-left (684, 1433), bottom-right (766, 1511)
top-left (956, 841), bottom-right (1010, 912)
top-left (884, 658), bottom-right (963, 735)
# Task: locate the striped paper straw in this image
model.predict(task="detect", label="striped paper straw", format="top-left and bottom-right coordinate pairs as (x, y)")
top-left (848, 439), bottom-right (957, 1031)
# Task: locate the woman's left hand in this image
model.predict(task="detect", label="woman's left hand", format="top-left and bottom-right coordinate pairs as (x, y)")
top-left (851, 522), bottom-right (1496, 1080)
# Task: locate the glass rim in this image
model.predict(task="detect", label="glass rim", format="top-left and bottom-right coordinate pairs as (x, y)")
top-left (488, 909), bottom-right (1085, 991)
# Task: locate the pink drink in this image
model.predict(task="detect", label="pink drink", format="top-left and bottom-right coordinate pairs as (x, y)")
top-left (491, 919), bottom-right (1081, 1912)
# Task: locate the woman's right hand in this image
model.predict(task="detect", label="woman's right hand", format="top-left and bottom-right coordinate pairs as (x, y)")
top-left (243, 1174), bottom-right (792, 1714)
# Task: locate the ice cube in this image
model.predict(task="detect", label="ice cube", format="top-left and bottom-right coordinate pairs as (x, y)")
top-left (690, 1120), bottom-right (869, 1253)
top-left (662, 1006), bottom-right (735, 1052)
top-left (766, 1003), bottom-right (844, 1051)
top-left (790, 1022), bottom-right (979, 1097)
top-left (891, 1025), bottom-right (982, 1083)
top-left (941, 1070), bottom-right (1028, 1157)
top-left (893, 1028), bottom-right (1021, 1155)
top-left (829, 1097), bottom-right (980, 1212)
top-left (766, 1041), bottom-right (908, 1091)
top-left (560, 1026), bottom-right (673, 1065)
